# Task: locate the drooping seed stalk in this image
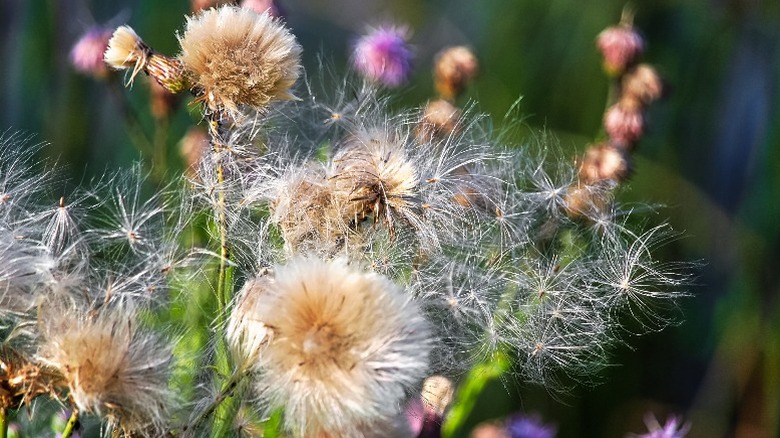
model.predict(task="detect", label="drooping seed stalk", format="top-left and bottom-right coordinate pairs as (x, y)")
top-left (60, 410), bottom-right (79, 438)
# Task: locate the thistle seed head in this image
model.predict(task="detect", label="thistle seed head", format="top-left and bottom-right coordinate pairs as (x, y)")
top-left (244, 257), bottom-right (432, 437)
top-left (178, 6), bottom-right (302, 117)
top-left (38, 305), bottom-right (174, 434)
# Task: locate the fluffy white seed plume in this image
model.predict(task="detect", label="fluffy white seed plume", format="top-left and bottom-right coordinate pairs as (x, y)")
top-left (37, 304), bottom-right (175, 435)
top-left (229, 256), bottom-right (432, 437)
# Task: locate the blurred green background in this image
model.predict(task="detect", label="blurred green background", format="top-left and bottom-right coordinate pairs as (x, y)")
top-left (2, 0), bottom-right (780, 437)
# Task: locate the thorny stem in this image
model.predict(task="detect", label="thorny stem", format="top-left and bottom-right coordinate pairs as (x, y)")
top-left (60, 410), bottom-right (79, 438)
top-left (0, 407), bottom-right (7, 438)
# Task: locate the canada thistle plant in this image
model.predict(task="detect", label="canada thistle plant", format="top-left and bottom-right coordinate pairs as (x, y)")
top-left (0, 6), bottom-right (693, 438)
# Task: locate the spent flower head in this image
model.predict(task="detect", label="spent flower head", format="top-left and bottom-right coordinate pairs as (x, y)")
top-left (37, 304), bottom-right (175, 434)
top-left (178, 6), bottom-right (302, 117)
top-left (234, 257), bottom-right (432, 437)
top-left (352, 25), bottom-right (413, 87)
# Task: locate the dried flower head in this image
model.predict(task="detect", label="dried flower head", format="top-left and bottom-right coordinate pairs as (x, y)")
top-left (603, 99), bottom-right (644, 147)
top-left (38, 305), bottom-right (174, 434)
top-left (433, 46), bottom-right (479, 100)
top-left (104, 26), bottom-right (188, 93)
top-left (270, 165), bottom-right (346, 253)
top-left (70, 26), bottom-right (113, 78)
top-left (227, 274), bottom-right (273, 364)
top-left (243, 257), bottom-right (431, 437)
top-left (104, 26), bottom-right (147, 80)
top-left (579, 143), bottom-right (631, 183)
top-left (622, 64), bottom-right (664, 106)
top-left (596, 24), bottom-right (644, 76)
top-left (178, 6), bottom-right (302, 116)
top-left (416, 99), bottom-right (462, 142)
top-left (330, 128), bottom-right (419, 230)
top-left (352, 25), bottom-right (413, 87)
top-left (0, 347), bottom-right (59, 410)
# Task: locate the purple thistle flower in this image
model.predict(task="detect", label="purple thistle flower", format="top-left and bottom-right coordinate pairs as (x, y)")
top-left (506, 414), bottom-right (557, 438)
top-left (70, 26), bottom-right (113, 78)
top-left (352, 25), bottom-right (413, 87)
top-left (631, 414), bottom-right (690, 438)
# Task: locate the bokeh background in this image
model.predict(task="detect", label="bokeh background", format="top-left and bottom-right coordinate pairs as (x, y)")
top-left (2, 0), bottom-right (779, 437)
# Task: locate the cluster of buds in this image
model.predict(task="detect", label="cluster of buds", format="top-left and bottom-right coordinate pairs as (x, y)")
top-left (566, 14), bottom-right (664, 219)
top-left (416, 46), bottom-right (478, 142)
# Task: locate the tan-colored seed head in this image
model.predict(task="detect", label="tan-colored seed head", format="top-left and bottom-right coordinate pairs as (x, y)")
top-left (178, 6), bottom-right (302, 117)
top-left (240, 257), bottom-right (432, 437)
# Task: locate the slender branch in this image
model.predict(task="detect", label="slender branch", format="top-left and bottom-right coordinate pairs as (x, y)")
top-left (60, 410), bottom-right (79, 438)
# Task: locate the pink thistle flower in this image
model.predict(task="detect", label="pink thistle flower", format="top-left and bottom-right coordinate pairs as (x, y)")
top-left (596, 24), bottom-right (645, 76)
top-left (241, 0), bottom-right (281, 17)
top-left (70, 26), bottom-right (113, 78)
top-left (352, 25), bottom-right (413, 87)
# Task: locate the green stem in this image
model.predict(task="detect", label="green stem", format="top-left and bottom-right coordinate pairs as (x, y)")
top-left (0, 407), bottom-right (8, 438)
top-left (60, 410), bottom-right (79, 438)
top-left (182, 368), bottom-right (248, 436)
top-left (206, 115), bottom-right (241, 436)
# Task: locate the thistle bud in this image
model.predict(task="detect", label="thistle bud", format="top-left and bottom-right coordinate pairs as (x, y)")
top-left (416, 98), bottom-right (461, 142)
top-left (579, 143), bottom-right (631, 184)
top-left (70, 26), bottom-right (113, 78)
top-left (433, 46), bottom-right (479, 100)
top-left (596, 24), bottom-right (644, 76)
top-left (563, 184), bottom-right (609, 218)
top-left (622, 64), bottom-right (664, 106)
top-left (179, 127), bottom-right (209, 176)
top-left (352, 25), bottom-right (413, 87)
top-left (603, 98), bottom-right (644, 147)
